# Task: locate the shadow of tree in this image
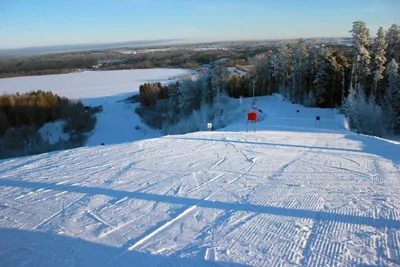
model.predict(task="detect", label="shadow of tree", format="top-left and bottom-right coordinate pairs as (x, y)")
top-left (1, 179), bottom-right (399, 230)
top-left (345, 134), bottom-right (400, 164)
top-left (0, 227), bottom-right (251, 267)
top-left (167, 136), bottom-right (363, 154)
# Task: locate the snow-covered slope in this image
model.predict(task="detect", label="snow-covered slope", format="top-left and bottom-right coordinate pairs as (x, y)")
top-left (1, 109), bottom-right (399, 266)
top-left (1, 70), bottom-right (400, 266)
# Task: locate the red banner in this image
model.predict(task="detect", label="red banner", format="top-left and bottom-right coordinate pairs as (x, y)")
top-left (248, 112), bottom-right (257, 121)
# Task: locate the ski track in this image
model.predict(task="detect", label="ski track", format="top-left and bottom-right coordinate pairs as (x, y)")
top-left (1, 123), bottom-right (400, 266)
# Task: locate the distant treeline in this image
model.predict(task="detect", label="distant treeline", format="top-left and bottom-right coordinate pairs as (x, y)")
top-left (134, 21), bottom-right (400, 138)
top-left (0, 90), bottom-right (101, 159)
top-left (0, 49), bottom-right (252, 78)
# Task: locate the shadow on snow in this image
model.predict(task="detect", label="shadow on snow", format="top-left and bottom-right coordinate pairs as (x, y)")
top-left (1, 179), bottom-right (399, 230)
top-left (166, 134), bottom-right (400, 165)
top-left (0, 227), bottom-right (251, 267)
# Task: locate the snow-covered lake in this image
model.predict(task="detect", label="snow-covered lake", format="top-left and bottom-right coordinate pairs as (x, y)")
top-left (0, 68), bottom-right (194, 100)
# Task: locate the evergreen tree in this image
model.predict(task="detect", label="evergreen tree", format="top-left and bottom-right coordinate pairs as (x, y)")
top-left (386, 24), bottom-right (400, 63)
top-left (283, 44), bottom-right (294, 99)
top-left (384, 59), bottom-right (400, 133)
top-left (350, 21), bottom-right (371, 85)
top-left (313, 48), bottom-right (329, 106)
top-left (294, 38), bottom-right (309, 102)
top-left (371, 27), bottom-right (387, 98)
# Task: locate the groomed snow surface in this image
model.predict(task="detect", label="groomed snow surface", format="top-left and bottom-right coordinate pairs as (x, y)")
top-left (1, 69), bottom-right (400, 266)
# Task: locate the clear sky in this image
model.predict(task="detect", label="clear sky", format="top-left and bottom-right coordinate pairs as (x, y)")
top-left (1, 0), bottom-right (399, 49)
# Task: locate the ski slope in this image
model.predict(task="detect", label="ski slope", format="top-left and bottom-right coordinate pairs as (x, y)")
top-left (1, 70), bottom-right (400, 266)
top-left (1, 96), bottom-right (400, 266)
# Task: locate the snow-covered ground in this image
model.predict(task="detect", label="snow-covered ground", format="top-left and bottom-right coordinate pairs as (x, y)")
top-left (0, 68), bottom-right (193, 99)
top-left (0, 68), bottom-right (194, 147)
top-left (1, 80), bottom-right (400, 266)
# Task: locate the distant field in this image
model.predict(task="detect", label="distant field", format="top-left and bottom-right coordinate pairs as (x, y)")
top-left (0, 68), bottom-right (194, 100)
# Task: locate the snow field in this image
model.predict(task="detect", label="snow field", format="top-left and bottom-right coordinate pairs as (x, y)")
top-left (0, 69), bottom-right (399, 266)
top-left (0, 127), bottom-right (399, 266)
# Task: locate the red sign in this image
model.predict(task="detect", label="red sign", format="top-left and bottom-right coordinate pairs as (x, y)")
top-left (248, 112), bottom-right (257, 121)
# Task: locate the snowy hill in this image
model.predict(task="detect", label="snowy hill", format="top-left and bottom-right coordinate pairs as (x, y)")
top-left (1, 70), bottom-right (400, 266)
top-left (1, 99), bottom-right (400, 266)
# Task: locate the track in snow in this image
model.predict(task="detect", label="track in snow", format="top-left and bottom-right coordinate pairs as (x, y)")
top-left (1, 128), bottom-right (399, 266)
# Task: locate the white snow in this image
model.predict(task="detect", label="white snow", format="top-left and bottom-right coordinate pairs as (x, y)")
top-left (0, 71), bottom-right (400, 266)
top-left (0, 68), bottom-right (194, 146)
top-left (227, 67), bottom-right (246, 76)
top-left (38, 121), bottom-right (69, 145)
top-left (0, 68), bottom-right (194, 100)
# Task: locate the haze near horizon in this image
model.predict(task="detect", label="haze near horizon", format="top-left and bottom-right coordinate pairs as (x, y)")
top-left (1, 0), bottom-right (399, 49)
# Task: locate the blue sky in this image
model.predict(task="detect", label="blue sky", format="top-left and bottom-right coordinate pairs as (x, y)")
top-left (1, 0), bottom-right (399, 49)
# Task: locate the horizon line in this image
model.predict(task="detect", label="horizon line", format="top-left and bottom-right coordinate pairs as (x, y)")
top-left (0, 36), bottom-right (353, 51)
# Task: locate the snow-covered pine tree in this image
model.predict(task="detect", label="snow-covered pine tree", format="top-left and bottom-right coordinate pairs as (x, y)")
top-left (344, 86), bottom-right (367, 133)
top-left (371, 27), bottom-right (387, 98)
top-left (326, 49), bottom-right (339, 109)
top-left (362, 92), bottom-right (385, 136)
top-left (252, 53), bottom-right (269, 95)
top-left (270, 51), bottom-right (287, 96)
top-left (294, 38), bottom-right (309, 103)
top-left (305, 46), bottom-right (318, 98)
top-left (313, 48), bottom-right (329, 106)
top-left (201, 64), bottom-right (215, 106)
top-left (283, 43), bottom-right (294, 100)
top-left (384, 59), bottom-right (400, 133)
top-left (177, 79), bottom-right (199, 117)
top-left (386, 24), bottom-right (400, 63)
top-left (350, 21), bottom-right (371, 85)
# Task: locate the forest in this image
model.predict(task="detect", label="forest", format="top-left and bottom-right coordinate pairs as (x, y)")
top-left (1, 20), bottom-right (399, 159)
top-left (0, 90), bottom-right (101, 159)
top-left (136, 21), bottom-right (400, 137)
top-left (0, 49), bottom-right (251, 78)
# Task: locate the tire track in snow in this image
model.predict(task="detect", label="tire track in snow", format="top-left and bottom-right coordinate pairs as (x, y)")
top-left (210, 156), bottom-right (227, 170)
top-left (228, 159), bottom-right (257, 185)
top-left (98, 176), bottom-right (185, 239)
top-left (108, 191), bottom-right (219, 264)
top-left (104, 161), bottom-right (136, 185)
top-left (187, 173), bottom-right (225, 195)
top-left (86, 210), bottom-right (112, 227)
top-left (33, 195), bottom-right (85, 230)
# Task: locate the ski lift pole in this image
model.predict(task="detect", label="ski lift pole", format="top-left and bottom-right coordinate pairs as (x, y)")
top-left (255, 106), bottom-right (258, 133)
top-left (246, 105), bottom-right (249, 133)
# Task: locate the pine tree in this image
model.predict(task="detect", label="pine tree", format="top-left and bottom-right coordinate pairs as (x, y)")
top-left (313, 48), bottom-right (329, 106)
top-left (350, 21), bottom-right (371, 85)
top-left (252, 53), bottom-right (269, 95)
top-left (283, 44), bottom-right (294, 99)
top-left (386, 24), bottom-right (400, 63)
top-left (294, 38), bottom-right (309, 102)
top-left (344, 86), bottom-right (367, 133)
top-left (270, 51), bottom-right (286, 96)
top-left (384, 59), bottom-right (400, 133)
top-left (178, 80), bottom-right (196, 116)
top-left (371, 27), bottom-right (387, 98)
